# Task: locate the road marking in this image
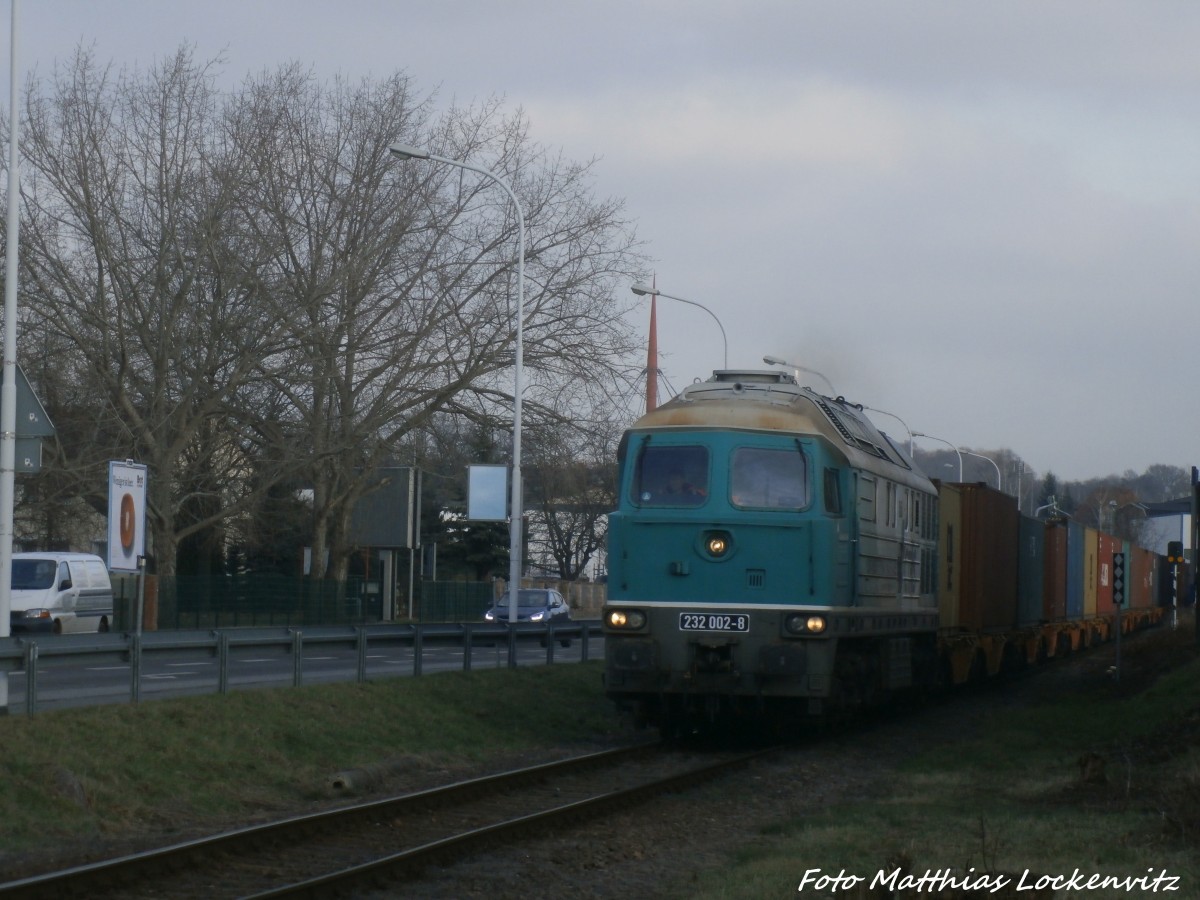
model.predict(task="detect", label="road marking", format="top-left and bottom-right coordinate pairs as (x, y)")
top-left (86, 666), bottom-right (131, 671)
top-left (166, 661), bottom-right (211, 667)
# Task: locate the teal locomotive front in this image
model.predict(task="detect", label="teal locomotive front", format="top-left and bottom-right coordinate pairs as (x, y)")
top-left (602, 370), bottom-right (938, 732)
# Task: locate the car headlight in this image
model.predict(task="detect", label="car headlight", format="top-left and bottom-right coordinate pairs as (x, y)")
top-left (21, 608), bottom-right (50, 620)
top-left (530, 610), bottom-right (545, 622)
top-left (784, 613), bottom-right (827, 635)
top-left (484, 609), bottom-right (496, 621)
top-left (606, 609), bottom-right (647, 630)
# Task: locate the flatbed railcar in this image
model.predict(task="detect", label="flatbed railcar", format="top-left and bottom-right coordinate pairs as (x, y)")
top-left (602, 369), bottom-right (1163, 734)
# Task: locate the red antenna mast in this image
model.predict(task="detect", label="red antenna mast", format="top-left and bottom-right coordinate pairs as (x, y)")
top-left (644, 275), bottom-right (659, 412)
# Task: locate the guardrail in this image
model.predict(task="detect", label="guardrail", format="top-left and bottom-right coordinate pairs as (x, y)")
top-left (0, 619), bottom-right (602, 716)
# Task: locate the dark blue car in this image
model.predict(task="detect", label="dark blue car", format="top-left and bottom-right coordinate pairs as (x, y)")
top-left (484, 588), bottom-right (572, 646)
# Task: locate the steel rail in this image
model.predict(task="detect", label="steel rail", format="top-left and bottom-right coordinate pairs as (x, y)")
top-left (0, 741), bottom-right (662, 899)
top-left (245, 745), bottom-right (780, 898)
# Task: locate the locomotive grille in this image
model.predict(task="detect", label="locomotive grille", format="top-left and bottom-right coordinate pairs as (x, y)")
top-left (746, 569), bottom-right (765, 589)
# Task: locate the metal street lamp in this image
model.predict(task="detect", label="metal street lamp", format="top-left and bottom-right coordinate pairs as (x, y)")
top-left (861, 405), bottom-right (913, 456)
top-left (389, 142), bottom-right (526, 626)
top-left (762, 355), bottom-right (836, 395)
top-left (912, 431), bottom-right (963, 481)
top-left (631, 283), bottom-right (728, 369)
top-left (959, 449), bottom-right (1001, 491)
top-left (0, 0), bottom-right (20, 711)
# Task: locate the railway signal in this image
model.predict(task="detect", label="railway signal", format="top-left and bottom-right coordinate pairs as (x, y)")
top-left (1112, 552), bottom-right (1125, 606)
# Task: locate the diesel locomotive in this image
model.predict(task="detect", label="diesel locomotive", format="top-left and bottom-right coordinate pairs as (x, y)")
top-left (601, 369), bottom-right (1162, 734)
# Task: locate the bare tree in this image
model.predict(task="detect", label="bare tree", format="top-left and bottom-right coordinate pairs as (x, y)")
top-left (16, 46), bottom-right (286, 575)
top-left (10, 47), bottom-right (645, 583)
top-left (229, 70), bottom-right (643, 581)
top-left (524, 436), bottom-right (617, 581)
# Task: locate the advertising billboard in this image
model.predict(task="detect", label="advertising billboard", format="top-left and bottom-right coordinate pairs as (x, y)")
top-left (108, 460), bottom-right (148, 573)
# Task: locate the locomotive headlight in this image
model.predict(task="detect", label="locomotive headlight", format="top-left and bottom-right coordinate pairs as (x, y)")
top-left (606, 609), bottom-right (647, 630)
top-left (703, 530), bottom-right (732, 558)
top-left (784, 613), bottom-right (828, 635)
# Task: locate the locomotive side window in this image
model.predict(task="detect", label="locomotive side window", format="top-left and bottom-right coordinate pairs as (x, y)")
top-left (730, 447), bottom-right (808, 510)
top-left (823, 468), bottom-right (843, 515)
top-left (633, 445), bottom-right (710, 506)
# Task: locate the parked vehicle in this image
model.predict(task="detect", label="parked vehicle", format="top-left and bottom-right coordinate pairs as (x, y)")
top-left (485, 588), bottom-right (572, 646)
top-left (9, 552), bottom-right (114, 634)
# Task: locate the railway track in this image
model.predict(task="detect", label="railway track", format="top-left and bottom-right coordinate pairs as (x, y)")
top-left (0, 741), bottom-right (777, 899)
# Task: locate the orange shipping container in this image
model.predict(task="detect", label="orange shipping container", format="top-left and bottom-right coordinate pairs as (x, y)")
top-left (1130, 546), bottom-right (1155, 610)
top-left (936, 482), bottom-right (1019, 632)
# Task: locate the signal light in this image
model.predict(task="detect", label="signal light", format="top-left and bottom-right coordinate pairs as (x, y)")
top-left (1167, 541), bottom-right (1185, 565)
top-left (1112, 552), bottom-right (1125, 606)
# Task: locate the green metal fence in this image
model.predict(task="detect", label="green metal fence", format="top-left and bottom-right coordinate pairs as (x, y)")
top-left (414, 580), bottom-right (493, 623)
top-left (113, 574), bottom-right (497, 629)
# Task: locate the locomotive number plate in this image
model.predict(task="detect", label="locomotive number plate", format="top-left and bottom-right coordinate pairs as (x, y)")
top-left (679, 612), bottom-right (749, 632)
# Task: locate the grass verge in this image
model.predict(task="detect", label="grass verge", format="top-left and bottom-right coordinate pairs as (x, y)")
top-left (678, 626), bottom-right (1200, 900)
top-left (0, 662), bottom-right (628, 860)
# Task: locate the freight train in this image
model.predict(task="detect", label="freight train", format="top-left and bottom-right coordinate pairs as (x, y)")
top-left (601, 369), bottom-right (1166, 734)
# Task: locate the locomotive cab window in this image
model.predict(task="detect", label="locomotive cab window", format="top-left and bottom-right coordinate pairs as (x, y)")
top-left (730, 447), bottom-right (808, 510)
top-left (632, 445), bottom-right (710, 506)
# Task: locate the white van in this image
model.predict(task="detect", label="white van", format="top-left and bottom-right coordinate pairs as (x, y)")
top-left (9, 552), bottom-right (114, 634)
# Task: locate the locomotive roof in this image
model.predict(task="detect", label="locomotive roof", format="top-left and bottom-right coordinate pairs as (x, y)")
top-left (633, 369), bottom-right (935, 492)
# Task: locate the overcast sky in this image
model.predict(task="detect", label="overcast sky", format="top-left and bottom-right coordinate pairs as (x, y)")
top-left (6, 1), bottom-right (1198, 483)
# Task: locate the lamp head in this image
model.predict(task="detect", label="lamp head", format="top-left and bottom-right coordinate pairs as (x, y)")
top-left (630, 283), bottom-right (656, 297)
top-left (388, 143), bottom-right (430, 161)
top-left (763, 355), bottom-right (789, 366)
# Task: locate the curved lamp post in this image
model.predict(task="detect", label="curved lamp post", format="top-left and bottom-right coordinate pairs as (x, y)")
top-left (389, 143), bottom-right (525, 625)
top-left (762, 355), bottom-right (836, 395)
top-left (631, 283), bottom-right (728, 369)
top-left (861, 405), bottom-right (914, 456)
top-left (959, 449), bottom-right (1001, 491)
top-left (912, 431), bottom-right (963, 482)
